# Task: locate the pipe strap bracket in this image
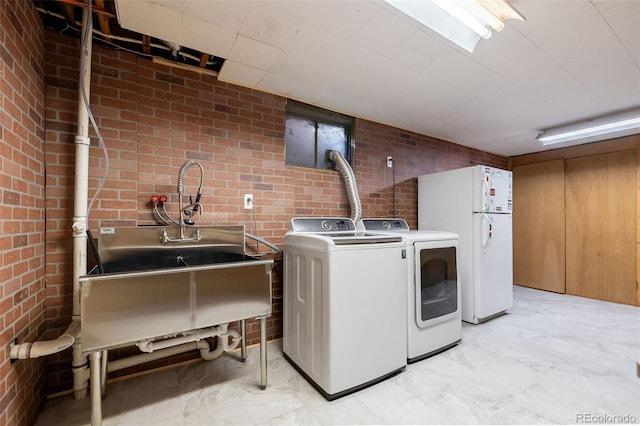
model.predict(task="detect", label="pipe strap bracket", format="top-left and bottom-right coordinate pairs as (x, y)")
top-left (75, 135), bottom-right (91, 146)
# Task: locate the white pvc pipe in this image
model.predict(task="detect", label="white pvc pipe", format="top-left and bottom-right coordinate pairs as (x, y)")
top-left (199, 340), bottom-right (224, 361)
top-left (108, 329), bottom-right (240, 372)
top-left (10, 321), bottom-right (80, 359)
top-left (73, 7), bottom-right (92, 318)
top-left (72, 7), bottom-right (93, 401)
top-left (136, 324), bottom-right (233, 353)
top-left (199, 329), bottom-right (241, 361)
top-left (72, 343), bottom-right (90, 400)
top-left (107, 342), bottom-right (207, 373)
top-left (223, 329), bottom-right (241, 352)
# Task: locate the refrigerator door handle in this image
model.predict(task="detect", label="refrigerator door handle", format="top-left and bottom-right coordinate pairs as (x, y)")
top-left (482, 179), bottom-right (490, 211)
top-left (482, 214), bottom-right (490, 248)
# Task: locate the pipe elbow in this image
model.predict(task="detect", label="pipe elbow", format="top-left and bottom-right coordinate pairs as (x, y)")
top-left (198, 328), bottom-right (241, 361)
top-left (199, 339), bottom-right (224, 361)
top-left (10, 321), bottom-right (80, 360)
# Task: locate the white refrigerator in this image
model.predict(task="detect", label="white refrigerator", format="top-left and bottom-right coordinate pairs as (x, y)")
top-left (418, 165), bottom-right (513, 324)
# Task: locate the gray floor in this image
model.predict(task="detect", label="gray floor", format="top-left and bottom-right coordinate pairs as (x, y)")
top-left (36, 286), bottom-right (640, 425)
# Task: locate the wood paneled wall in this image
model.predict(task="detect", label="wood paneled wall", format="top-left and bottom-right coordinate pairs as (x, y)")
top-left (512, 160), bottom-right (565, 293)
top-left (564, 150), bottom-right (636, 304)
top-left (510, 134), bottom-right (639, 306)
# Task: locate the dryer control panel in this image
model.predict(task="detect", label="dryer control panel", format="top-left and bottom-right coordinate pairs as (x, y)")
top-left (361, 218), bottom-right (410, 231)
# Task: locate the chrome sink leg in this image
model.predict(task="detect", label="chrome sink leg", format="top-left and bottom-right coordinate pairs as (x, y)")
top-left (259, 316), bottom-right (267, 390)
top-left (100, 350), bottom-right (108, 397)
top-left (90, 351), bottom-right (102, 426)
top-left (240, 319), bottom-right (247, 361)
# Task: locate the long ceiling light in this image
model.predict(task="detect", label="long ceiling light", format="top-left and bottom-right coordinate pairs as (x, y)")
top-left (536, 109), bottom-right (640, 146)
top-left (384, 0), bottom-right (524, 52)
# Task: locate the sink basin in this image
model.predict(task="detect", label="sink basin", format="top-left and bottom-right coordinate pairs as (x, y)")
top-left (97, 249), bottom-right (258, 274)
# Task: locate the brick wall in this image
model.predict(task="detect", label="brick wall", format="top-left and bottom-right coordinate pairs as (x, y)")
top-left (0, 2), bottom-right (47, 425)
top-left (42, 30), bottom-right (506, 395)
top-left (355, 120), bottom-right (507, 227)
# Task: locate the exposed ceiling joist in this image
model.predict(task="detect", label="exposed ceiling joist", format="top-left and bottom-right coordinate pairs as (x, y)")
top-left (93, 0), bottom-right (112, 42)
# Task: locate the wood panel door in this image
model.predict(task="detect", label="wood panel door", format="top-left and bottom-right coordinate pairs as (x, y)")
top-left (513, 160), bottom-right (566, 293)
top-left (565, 150), bottom-right (637, 305)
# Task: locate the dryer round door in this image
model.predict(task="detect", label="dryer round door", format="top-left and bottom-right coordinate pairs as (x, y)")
top-left (414, 241), bottom-right (460, 329)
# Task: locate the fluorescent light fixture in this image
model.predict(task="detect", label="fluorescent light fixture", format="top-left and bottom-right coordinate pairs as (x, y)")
top-left (432, 0), bottom-right (493, 39)
top-left (536, 110), bottom-right (640, 145)
top-left (384, 0), bottom-right (524, 52)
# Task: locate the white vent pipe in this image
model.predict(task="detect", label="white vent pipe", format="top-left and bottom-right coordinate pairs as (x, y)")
top-left (70, 7), bottom-right (93, 401)
top-left (328, 150), bottom-right (362, 224)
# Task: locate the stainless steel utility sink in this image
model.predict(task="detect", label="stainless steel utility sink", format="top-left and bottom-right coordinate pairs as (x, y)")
top-left (79, 226), bottom-right (274, 353)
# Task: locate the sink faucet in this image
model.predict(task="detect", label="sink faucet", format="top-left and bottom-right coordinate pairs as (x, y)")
top-left (161, 227), bottom-right (200, 244)
top-left (156, 159), bottom-right (205, 244)
top-left (153, 160), bottom-right (206, 243)
top-left (177, 160), bottom-right (204, 228)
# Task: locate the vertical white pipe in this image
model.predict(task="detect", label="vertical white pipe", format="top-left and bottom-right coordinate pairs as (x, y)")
top-left (72, 7), bottom-right (93, 401)
top-left (72, 343), bottom-right (90, 398)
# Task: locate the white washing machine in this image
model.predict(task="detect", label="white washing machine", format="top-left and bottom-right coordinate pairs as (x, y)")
top-left (360, 219), bottom-right (461, 363)
top-left (283, 218), bottom-right (407, 400)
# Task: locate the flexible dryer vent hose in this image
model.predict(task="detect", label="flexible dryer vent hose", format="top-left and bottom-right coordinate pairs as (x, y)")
top-left (329, 150), bottom-right (362, 225)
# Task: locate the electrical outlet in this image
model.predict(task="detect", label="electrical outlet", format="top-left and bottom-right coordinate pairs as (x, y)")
top-left (387, 156), bottom-right (393, 168)
top-left (244, 194), bottom-right (253, 210)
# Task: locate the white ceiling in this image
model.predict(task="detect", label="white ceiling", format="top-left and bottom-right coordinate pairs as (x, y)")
top-left (115, 0), bottom-right (640, 157)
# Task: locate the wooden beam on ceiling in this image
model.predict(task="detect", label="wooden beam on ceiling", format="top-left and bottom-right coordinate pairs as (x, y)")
top-left (93, 0), bottom-right (112, 42)
top-left (58, 1), bottom-right (76, 26)
top-left (153, 57), bottom-right (219, 78)
top-left (200, 53), bottom-right (210, 68)
top-left (142, 35), bottom-right (151, 55)
top-left (56, 0), bottom-right (116, 18)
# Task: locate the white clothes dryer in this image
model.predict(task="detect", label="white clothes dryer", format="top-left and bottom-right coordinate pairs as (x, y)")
top-left (360, 219), bottom-right (461, 363)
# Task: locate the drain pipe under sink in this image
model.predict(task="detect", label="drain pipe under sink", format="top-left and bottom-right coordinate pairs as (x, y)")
top-left (106, 340), bottom-right (221, 374)
top-left (135, 324), bottom-right (241, 358)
